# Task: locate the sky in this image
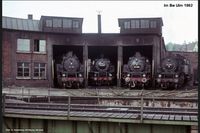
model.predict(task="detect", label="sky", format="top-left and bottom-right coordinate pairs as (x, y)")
top-left (2, 1), bottom-right (198, 44)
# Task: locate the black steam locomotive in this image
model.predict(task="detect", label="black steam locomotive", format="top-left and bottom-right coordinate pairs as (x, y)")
top-left (122, 52), bottom-right (151, 88)
top-left (156, 54), bottom-right (190, 89)
top-left (89, 55), bottom-right (115, 86)
top-left (56, 52), bottom-right (84, 88)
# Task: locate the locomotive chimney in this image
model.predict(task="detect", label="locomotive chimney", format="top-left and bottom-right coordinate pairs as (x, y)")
top-left (97, 13), bottom-right (102, 34)
top-left (28, 14), bottom-right (33, 20)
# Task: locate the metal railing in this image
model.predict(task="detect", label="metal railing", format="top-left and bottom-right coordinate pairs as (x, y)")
top-left (2, 93), bottom-right (198, 121)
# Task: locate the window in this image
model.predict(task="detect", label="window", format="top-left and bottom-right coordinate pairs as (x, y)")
top-left (17, 62), bottom-right (30, 78)
top-left (34, 40), bottom-right (46, 53)
top-left (46, 20), bottom-right (52, 27)
top-left (53, 19), bottom-right (62, 28)
top-left (17, 39), bottom-right (30, 52)
top-left (150, 21), bottom-right (157, 28)
top-left (124, 21), bottom-right (130, 29)
top-left (140, 20), bottom-right (149, 28)
top-left (34, 63), bottom-right (46, 79)
top-left (63, 19), bottom-right (72, 28)
top-left (131, 20), bottom-right (140, 28)
top-left (72, 21), bottom-right (79, 28)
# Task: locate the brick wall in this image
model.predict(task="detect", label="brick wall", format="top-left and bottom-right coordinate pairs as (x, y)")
top-left (2, 30), bottom-right (50, 87)
top-left (2, 31), bottom-right (12, 86)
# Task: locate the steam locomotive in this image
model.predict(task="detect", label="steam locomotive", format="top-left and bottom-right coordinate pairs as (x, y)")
top-left (89, 55), bottom-right (115, 86)
top-left (122, 52), bottom-right (151, 88)
top-left (55, 51), bottom-right (191, 89)
top-left (56, 52), bottom-right (84, 88)
top-left (156, 54), bottom-right (190, 89)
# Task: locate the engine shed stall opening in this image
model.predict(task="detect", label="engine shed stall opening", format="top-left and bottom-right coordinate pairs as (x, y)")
top-left (53, 45), bottom-right (83, 88)
top-left (88, 46), bottom-right (118, 86)
top-left (123, 45), bottom-right (153, 72)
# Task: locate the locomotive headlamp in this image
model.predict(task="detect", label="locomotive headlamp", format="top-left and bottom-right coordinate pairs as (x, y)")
top-left (142, 74), bottom-right (146, 77)
top-left (127, 74), bottom-right (130, 77)
top-left (109, 73), bottom-right (112, 77)
top-left (158, 74), bottom-right (162, 78)
top-left (62, 74), bottom-right (66, 77)
top-left (94, 74), bottom-right (97, 77)
top-left (78, 74), bottom-right (82, 77)
top-left (175, 74), bottom-right (179, 78)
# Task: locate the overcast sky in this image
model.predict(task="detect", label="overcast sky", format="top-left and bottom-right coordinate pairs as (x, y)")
top-left (3, 1), bottom-right (198, 44)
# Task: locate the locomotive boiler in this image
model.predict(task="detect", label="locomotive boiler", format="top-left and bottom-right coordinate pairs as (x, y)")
top-left (89, 55), bottom-right (115, 86)
top-left (122, 52), bottom-right (151, 88)
top-left (156, 54), bottom-right (190, 89)
top-left (56, 52), bottom-right (84, 88)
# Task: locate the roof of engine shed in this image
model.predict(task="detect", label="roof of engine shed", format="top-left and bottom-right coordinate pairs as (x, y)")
top-left (2, 16), bottom-right (163, 32)
top-left (2, 16), bottom-right (41, 31)
top-left (2, 15), bottom-right (83, 32)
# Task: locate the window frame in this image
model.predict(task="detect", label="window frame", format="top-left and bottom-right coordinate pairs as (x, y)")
top-left (63, 19), bottom-right (72, 28)
top-left (124, 21), bottom-right (131, 29)
top-left (33, 39), bottom-right (47, 54)
top-left (33, 63), bottom-right (47, 80)
top-left (131, 20), bottom-right (140, 29)
top-left (140, 20), bottom-right (150, 28)
top-left (45, 19), bottom-right (53, 27)
top-left (16, 62), bottom-right (31, 79)
top-left (16, 39), bottom-right (31, 53)
top-left (52, 18), bottom-right (62, 28)
top-left (72, 20), bottom-right (79, 28)
top-left (150, 21), bottom-right (157, 28)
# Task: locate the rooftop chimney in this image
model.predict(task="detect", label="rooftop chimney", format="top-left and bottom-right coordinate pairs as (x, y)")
top-left (28, 14), bottom-right (33, 20)
top-left (97, 14), bottom-right (101, 34)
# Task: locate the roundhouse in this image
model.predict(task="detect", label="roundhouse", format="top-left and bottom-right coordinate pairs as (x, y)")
top-left (2, 15), bottom-right (197, 88)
